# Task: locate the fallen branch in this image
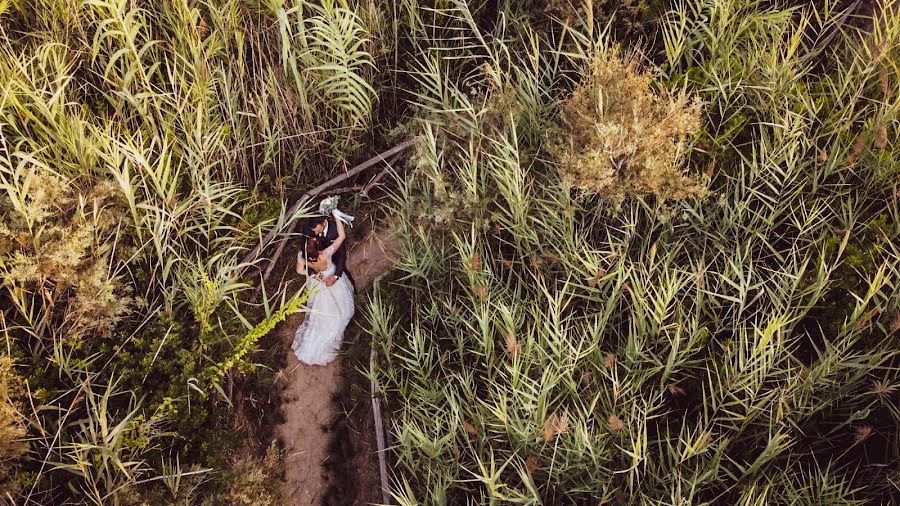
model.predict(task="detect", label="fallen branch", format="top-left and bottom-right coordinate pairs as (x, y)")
top-left (328, 185), bottom-right (366, 195)
top-left (239, 138), bottom-right (419, 273)
top-left (361, 166), bottom-right (391, 197)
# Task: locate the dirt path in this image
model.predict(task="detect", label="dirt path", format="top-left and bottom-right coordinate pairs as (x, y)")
top-left (275, 229), bottom-right (400, 505)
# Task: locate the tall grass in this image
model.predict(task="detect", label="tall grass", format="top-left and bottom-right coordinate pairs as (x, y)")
top-left (0, 0), bottom-right (380, 502)
top-left (374, 1), bottom-right (899, 503)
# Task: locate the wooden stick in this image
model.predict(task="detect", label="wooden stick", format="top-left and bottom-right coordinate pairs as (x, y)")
top-left (239, 138), bottom-right (419, 272)
top-left (361, 166), bottom-right (391, 197)
top-left (324, 185), bottom-right (366, 195)
top-left (371, 275), bottom-right (392, 505)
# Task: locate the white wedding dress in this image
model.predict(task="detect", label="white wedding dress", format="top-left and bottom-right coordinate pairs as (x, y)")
top-left (291, 244), bottom-right (355, 365)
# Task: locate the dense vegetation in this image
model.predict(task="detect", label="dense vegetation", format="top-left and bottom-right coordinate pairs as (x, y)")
top-left (373, 1), bottom-right (900, 504)
top-left (1, 0), bottom-right (898, 505)
top-left (0, 0), bottom-right (381, 503)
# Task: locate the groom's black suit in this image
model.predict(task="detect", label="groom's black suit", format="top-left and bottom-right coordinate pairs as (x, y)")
top-left (310, 217), bottom-right (350, 282)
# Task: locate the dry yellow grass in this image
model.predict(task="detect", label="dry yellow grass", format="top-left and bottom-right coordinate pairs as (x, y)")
top-left (550, 47), bottom-right (705, 203)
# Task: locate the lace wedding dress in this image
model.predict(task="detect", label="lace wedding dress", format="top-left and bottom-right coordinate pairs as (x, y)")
top-left (291, 244), bottom-right (355, 365)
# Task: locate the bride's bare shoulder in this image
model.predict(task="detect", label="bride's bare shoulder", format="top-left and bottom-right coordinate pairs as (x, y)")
top-left (309, 256), bottom-right (328, 270)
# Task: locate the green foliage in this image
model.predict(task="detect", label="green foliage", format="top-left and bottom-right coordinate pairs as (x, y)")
top-left (0, 0), bottom-right (380, 502)
top-left (376, 1), bottom-right (900, 504)
top-left (266, 0), bottom-right (379, 160)
top-left (203, 294), bottom-right (307, 390)
top-left (49, 377), bottom-right (158, 506)
top-left (303, 0), bottom-right (377, 146)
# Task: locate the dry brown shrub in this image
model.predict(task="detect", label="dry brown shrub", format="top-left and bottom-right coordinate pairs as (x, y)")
top-left (602, 353), bottom-right (616, 370)
top-left (0, 356), bottom-right (26, 497)
top-left (504, 333), bottom-right (521, 359)
top-left (868, 380), bottom-right (898, 401)
top-left (845, 135), bottom-right (867, 166)
top-left (543, 411), bottom-right (569, 442)
top-left (0, 170), bottom-right (132, 342)
top-left (549, 47), bottom-right (706, 204)
top-left (524, 454), bottom-right (540, 474)
top-left (607, 414), bottom-right (624, 433)
top-left (580, 369), bottom-right (595, 385)
top-left (200, 443), bottom-right (284, 506)
top-left (874, 120), bottom-right (888, 150)
top-left (890, 312), bottom-right (900, 334)
top-left (879, 68), bottom-right (890, 96)
top-left (667, 384), bottom-right (686, 396)
top-left (853, 426), bottom-right (874, 445)
top-left (468, 251), bottom-right (482, 271)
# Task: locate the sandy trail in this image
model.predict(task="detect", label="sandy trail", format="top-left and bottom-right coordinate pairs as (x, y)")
top-left (275, 229), bottom-right (400, 505)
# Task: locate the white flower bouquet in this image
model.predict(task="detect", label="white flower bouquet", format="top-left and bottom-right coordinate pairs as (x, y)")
top-left (318, 195), bottom-right (354, 226)
top-left (318, 195), bottom-right (340, 215)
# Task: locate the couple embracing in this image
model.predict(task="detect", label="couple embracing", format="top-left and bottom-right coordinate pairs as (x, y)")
top-left (291, 204), bottom-right (355, 365)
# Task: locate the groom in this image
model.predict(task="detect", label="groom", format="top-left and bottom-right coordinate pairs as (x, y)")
top-left (305, 215), bottom-right (351, 287)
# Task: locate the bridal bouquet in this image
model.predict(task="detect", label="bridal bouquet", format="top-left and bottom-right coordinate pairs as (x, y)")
top-left (318, 195), bottom-right (340, 214)
top-left (318, 195), bottom-right (354, 226)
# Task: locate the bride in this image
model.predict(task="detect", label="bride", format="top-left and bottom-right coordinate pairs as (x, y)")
top-left (291, 210), bottom-right (355, 365)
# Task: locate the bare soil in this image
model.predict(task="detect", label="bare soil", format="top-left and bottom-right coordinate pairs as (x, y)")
top-left (274, 228), bottom-right (400, 505)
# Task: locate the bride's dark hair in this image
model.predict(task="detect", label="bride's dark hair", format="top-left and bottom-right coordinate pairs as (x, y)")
top-left (305, 237), bottom-right (320, 261)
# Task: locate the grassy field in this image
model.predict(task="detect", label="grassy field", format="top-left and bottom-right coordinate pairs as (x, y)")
top-left (372, 1), bottom-right (900, 504)
top-left (1, 0), bottom-right (898, 505)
